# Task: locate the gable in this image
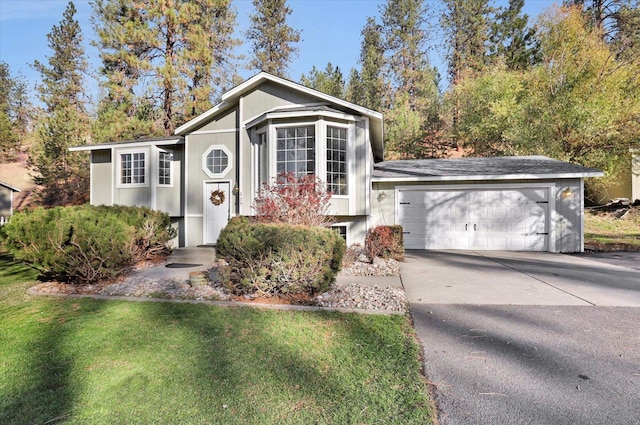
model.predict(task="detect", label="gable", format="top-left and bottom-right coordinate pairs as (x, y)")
top-left (175, 72), bottom-right (384, 162)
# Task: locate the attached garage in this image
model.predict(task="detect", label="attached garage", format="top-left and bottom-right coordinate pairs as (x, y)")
top-left (371, 156), bottom-right (603, 253)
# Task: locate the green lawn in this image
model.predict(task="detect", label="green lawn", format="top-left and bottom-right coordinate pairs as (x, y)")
top-left (584, 209), bottom-right (640, 250)
top-left (0, 252), bottom-right (434, 424)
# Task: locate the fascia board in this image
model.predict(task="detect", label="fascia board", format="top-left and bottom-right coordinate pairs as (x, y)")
top-left (69, 138), bottom-right (184, 152)
top-left (371, 171), bottom-right (604, 183)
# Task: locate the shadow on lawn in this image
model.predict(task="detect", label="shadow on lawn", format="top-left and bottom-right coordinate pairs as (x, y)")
top-left (0, 254), bottom-right (105, 424)
top-left (141, 301), bottom-right (431, 423)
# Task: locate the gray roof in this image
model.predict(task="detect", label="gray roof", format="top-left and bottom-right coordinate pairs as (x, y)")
top-left (372, 156), bottom-right (603, 181)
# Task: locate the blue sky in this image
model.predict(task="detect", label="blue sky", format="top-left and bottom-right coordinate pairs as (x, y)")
top-left (0, 0), bottom-right (557, 104)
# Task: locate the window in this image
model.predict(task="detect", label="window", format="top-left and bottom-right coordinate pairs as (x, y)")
top-left (202, 145), bottom-right (232, 178)
top-left (276, 126), bottom-right (315, 177)
top-left (326, 126), bottom-right (347, 195)
top-left (257, 132), bottom-right (268, 187)
top-left (120, 151), bottom-right (145, 185)
top-left (158, 151), bottom-right (172, 185)
top-left (332, 225), bottom-right (347, 241)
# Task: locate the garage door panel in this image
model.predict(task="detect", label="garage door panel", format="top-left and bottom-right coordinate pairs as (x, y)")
top-left (399, 187), bottom-right (549, 251)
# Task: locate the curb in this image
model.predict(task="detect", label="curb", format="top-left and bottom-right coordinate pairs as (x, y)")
top-left (25, 287), bottom-right (405, 316)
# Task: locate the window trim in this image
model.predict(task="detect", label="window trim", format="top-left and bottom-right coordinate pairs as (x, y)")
top-left (157, 149), bottom-right (174, 187)
top-left (202, 145), bottom-right (232, 179)
top-left (116, 148), bottom-right (149, 188)
top-left (274, 123), bottom-right (316, 178)
top-left (326, 123), bottom-right (349, 197)
top-left (331, 222), bottom-right (350, 246)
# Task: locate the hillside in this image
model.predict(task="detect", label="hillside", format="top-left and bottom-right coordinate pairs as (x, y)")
top-left (0, 160), bottom-right (39, 211)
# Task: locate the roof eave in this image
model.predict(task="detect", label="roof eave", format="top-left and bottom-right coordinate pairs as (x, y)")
top-left (371, 171), bottom-right (604, 183)
top-left (0, 182), bottom-right (21, 192)
top-left (70, 138), bottom-right (184, 152)
top-left (174, 72), bottom-right (384, 138)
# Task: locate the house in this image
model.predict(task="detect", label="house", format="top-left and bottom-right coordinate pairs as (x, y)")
top-left (71, 72), bottom-right (603, 253)
top-left (0, 181), bottom-right (20, 225)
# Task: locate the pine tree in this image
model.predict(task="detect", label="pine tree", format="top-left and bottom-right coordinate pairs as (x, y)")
top-left (357, 17), bottom-right (385, 111)
top-left (300, 62), bottom-right (345, 98)
top-left (489, 0), bottom-right (540, 70)
top-left (92, 0), bottom-right (239, 136)
top-left (345, 68), bottom-right (365, 105)
top-left (380, 0), bottom-right (442, 159)
top-left (0, 62), bottom-right (30, 162)
top-left (30, 2), bottom-right (90, 206)
top-left (441, 0), bottom-right (492, 86)
top-left (246, 0), bottom-right (301, 77)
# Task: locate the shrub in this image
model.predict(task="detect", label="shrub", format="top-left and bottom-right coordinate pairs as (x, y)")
top-left (254, 172), bottom-right (334, 227)
top-left (216, 220), bottom-right (345, 297)
top-left (0, 205), bottom-right (176, 283)
top-left (364, 225), bottom-right (404, 262)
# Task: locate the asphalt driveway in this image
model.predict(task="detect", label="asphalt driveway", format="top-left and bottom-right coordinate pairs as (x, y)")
top-left (402, 251), bottom-right (640, 425)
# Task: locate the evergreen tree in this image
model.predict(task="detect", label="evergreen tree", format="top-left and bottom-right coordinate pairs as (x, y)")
top-left (0, 62), bottom-right (30, 162)
top-left (380, 0), bottom-right (442, 159)
top-left (30, 2), bottom-right (90, 205)
top-left (441, 0), bottom-right (492, 85)
top-left (489, 0), bottom-right (541, 69)
top-left (357, 17), bottom-right (385, 111)
top-left (245, 0), bottom-right (301, 77)
top-left (92, 0), bottom-right (239, 136)
top-left (300, 62), bottom-right (345, 98)
top-left (345, 68), bottom-right (365, 105)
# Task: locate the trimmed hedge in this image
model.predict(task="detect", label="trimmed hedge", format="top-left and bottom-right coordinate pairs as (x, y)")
top-left (0, 205), bottom-right (176, 283)
top-left (216, 217), bottom-right (345, 297)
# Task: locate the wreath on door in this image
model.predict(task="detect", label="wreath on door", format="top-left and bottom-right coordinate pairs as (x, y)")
top-left (210, 189), bottom-right (226, 206)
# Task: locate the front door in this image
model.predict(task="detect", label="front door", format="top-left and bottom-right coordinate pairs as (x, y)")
top-left (204, 182), bottom-right (230, 245)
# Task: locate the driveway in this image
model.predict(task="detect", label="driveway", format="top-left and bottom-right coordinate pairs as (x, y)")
top-left (402, 251), bottom-right (640, 425)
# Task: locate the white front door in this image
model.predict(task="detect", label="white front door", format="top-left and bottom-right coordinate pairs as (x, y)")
top-left (204, 182), bottom-right (230, 245)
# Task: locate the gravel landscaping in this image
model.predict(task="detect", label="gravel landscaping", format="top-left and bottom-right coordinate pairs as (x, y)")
top-left (29, 246), bottom-right (407, 313)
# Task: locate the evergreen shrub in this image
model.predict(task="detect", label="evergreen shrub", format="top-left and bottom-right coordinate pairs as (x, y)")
top-left (216, 219), bottom-right (345, 297)
top-left (0, 205), bottom-right (175, 283)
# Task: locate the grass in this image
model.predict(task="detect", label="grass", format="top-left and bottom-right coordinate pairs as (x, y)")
top-left (0, 252), bottom-right (434, 425)
top-left (584, 208), bottom-right (640, 250)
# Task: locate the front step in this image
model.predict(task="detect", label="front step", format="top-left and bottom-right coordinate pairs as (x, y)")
top-left (167, 247), bottom-right (216, 265)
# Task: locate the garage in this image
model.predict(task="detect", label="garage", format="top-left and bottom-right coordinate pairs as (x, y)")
top-left (398, 186), bottom-right (549, 250)
top-left (371, 156), bottom-right (604, 253)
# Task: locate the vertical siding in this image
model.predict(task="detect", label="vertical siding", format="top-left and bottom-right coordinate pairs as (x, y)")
top-left (113, 147), bottom-right (151, 208)
top-left (0, 186), bottom-right (11, 217)
top-left (552, 178), bottom-right (583, 253)
top-left (197, 107), bottom-right (237, 132)
top-left (91, 150), bottom-right (112, 206)
top-left (242, 82), bottom-right (318, 120)
top-left (156, 146), bottom-right (183, 216)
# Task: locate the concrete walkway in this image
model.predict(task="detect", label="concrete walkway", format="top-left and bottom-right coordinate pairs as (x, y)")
top-left (130, 246), bottom-right (217, 280)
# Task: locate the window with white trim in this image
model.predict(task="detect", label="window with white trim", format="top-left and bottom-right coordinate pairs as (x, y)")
top-left (158, 150), bottom-right (172, 185)
top-left (202, 145), bottom-right (232, 178)
top-left (120, 151), bottom-right (146, 185)
top-left (326, 126), bottom-right (347, 195)
top-left (276, 126), bottom-right (315, 177)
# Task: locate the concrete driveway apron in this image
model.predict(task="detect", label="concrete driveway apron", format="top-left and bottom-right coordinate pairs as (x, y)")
top-left (402, 250), bottom-right (640, 425)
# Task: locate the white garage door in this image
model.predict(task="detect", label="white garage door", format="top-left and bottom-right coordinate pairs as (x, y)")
top-left (399, 187), bottom-right (549, 251)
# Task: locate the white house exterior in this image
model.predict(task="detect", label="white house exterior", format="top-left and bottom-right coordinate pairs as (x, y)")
top-left (72, 72), bottom-right (603, 253)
